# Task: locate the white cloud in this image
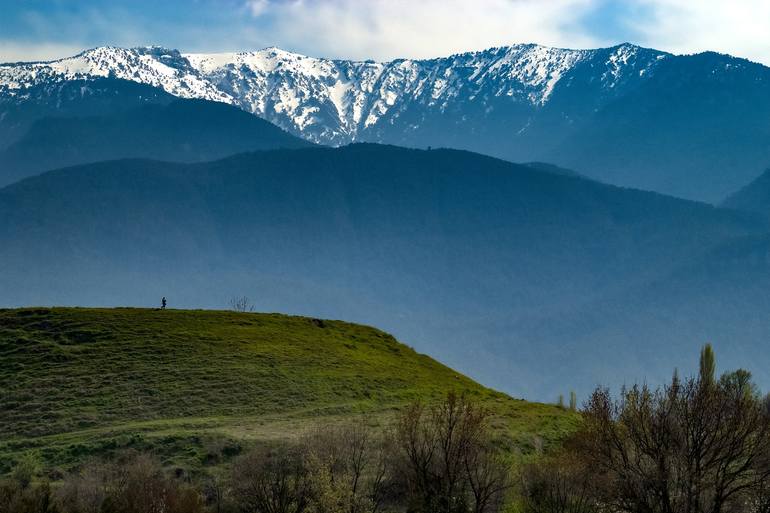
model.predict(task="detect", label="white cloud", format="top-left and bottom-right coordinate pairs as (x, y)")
top-left (4, 0), bottom-right (770, 66)
top-left (0, 41), bottom-right (85, 64)
top-left (241, 0), bottom-right (607, 60)
top-left (237, 0), bottom-right (770, 65)
top-left (626, 0), bottom-right (770, 65)
top-left (247, 0), bottom-right (271, 16)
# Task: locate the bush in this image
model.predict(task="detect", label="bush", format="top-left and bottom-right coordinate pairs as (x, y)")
top-left (0, 479), bottom-right (52, 513)
top-left (55, 452), bottom-right (204, 513)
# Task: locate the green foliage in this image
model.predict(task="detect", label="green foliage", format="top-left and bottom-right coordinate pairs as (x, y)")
top-left (0, 308), bottom-right (578, 475)
top-left (699, 343), bottom-right (716, 386)
top-left (10, 453), bottom-right (39, 490)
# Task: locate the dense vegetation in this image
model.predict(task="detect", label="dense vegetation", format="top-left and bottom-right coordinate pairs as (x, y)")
top-left (0, 308), bottom-right (577, 477)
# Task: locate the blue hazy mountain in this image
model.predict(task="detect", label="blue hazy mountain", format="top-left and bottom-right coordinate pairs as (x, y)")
top-left (0, 93), bottom-right (311, 186)
top-left (0, 77), bottom-right (174, 148)
top-left (722, 168), bottom-right (770, 217)
top-left (0, 144), bottom-right (764, 400)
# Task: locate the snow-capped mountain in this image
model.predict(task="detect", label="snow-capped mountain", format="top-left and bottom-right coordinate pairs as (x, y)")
top-left (3, 43), bottom-right (770, 202)
top-left (0, 43), bottom-right (665, 146)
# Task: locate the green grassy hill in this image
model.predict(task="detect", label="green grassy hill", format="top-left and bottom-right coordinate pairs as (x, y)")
top-left (0, 308), bottom-right (578, 475)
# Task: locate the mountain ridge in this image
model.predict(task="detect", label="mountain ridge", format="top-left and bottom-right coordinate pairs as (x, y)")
top-left (0, 43), bottom-right (666, 145)
top-left (0, 96), bottom-right (312, 186)
top-left (4, 43), bottom-right (769, 201)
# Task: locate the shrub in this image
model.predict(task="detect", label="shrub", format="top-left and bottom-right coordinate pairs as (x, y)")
top-left (55, 453), bottom-right (205, 513)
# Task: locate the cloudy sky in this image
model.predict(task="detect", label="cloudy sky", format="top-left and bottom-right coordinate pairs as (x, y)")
top-left (1, 0), bottom-right (768, 65)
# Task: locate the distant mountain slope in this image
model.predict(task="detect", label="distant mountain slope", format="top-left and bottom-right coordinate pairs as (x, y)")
top-left (722, 168), bottom-right (770, 216)
top-left (0, 144), bottom-right (763, 400)
top-left (0, 97), bottom-right (311, 187)
top-left (4, 44), bottom-right (770, 201)
top-left (0, 77), bottom-right (175, 149)
top-left (548, 52), bottom-right (770, 202)
top-left (522, 162), bottom-right (581, 177)
top-left (0, 307), bottom-right (575, 472)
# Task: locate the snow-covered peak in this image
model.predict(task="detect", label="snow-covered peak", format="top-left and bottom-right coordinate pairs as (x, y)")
top-left (0, 46), bottom-right (230, 103)
top-left (0, 43), bottom-right (669, 145)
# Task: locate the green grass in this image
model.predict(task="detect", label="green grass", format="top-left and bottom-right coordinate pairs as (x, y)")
top-left (0, 307), bottom-right (579, 475)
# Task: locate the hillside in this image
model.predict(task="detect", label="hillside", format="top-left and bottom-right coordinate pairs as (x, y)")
top-left (0, 307), bottom-right (577, 474)
top-left (5, 45), bottom-right (770, 200)
top-left (0, 144), bottom-right (764, 401)
top-left (722, 168), bottom-right (770, 217)
top-left (0, 97), bottom-right (311, 187)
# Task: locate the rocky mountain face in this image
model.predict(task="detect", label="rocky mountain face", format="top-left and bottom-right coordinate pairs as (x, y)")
top-left (8, 43), bottom-right (770, 201)
top-left (0, 44), bottom-right (660, 145)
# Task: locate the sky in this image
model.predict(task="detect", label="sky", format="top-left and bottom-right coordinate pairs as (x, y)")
top-left (1, 0), bottom-right (769, 65)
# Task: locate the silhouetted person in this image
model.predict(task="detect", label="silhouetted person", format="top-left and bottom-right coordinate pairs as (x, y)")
top-left (161, 297), bottom-right (167, 310)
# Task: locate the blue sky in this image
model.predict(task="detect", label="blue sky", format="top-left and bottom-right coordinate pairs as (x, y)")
top-left (1, 0), bottom-right (768, 65)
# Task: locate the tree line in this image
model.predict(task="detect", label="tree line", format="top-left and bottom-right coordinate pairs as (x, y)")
top-left (3, 345), bottom-right (770, 513)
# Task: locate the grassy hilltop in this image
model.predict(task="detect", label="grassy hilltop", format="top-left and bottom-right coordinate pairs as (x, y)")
top-left (0, 307), bottom-right (578, 475)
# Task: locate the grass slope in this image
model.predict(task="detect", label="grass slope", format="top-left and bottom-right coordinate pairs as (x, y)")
top-left (0, 308), bottom-right (577, 475)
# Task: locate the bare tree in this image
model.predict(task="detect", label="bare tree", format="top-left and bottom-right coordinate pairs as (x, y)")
top-left (231, 446), bottom-right (311, 513)
top-left (393, 392), bottom-right (510, 513)
top-left (230, 296), bottom-right (255, 313)
top-left (300, 422), bottom-right (392, 513)
top-left (55, 453), bottom-right (204, 513)
top-left (520, 454), bottom-right (598, 513)
top-left (464, 444), bottom-right (510, 513)
top-left (580, 346), bottom-right (770, 513)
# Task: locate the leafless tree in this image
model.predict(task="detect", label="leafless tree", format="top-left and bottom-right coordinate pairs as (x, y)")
top-left (520, 454), bottom-right (598, 513)
top-left (231, 446), bottom-right (312, 513)
top-left (393, 392), bottom-right (511, 513)
top-left (55, 453), bottom-right (204, 513)
top-left (580, 346), bottom-right (770, 513)
top-left (300, 422), bottom-right (392, 513)
top-left (230, 296), bottom-right (255, 313)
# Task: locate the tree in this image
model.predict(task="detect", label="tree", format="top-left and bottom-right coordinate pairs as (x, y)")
top-left (520, 453), bottom-right (598, 513)
top-left (700, 343), bottom-right (716, 386)
top-left (579, 344), bottom-right (770, 513)
top-left (230, 296), bottom-right (255, 313)
top-left (230, 446), bottom-right (312, 513)
top-left (300, 423), bottom-right (391, 513)
top-left (392, 392), bottom-right (510, 513)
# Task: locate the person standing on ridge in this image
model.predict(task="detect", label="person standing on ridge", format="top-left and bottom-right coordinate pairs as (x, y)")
top-left (161, 297), bottom-right (167, 310)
